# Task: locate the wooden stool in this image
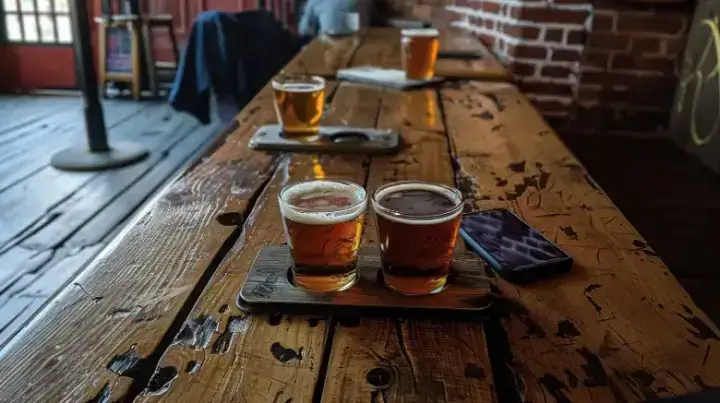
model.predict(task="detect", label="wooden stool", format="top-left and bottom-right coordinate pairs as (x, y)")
top-left (96, 15), bottom-right (142, 100)
top-left (140, 13), bottom-right (179, 98)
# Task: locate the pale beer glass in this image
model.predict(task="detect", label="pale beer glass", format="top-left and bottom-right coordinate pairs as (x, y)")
top-left (401, 28), bottom-right (440, 80)
top-left (279, 179), bottom-right (367, 292)
top-left (272, 75), bottom-right (326, 134)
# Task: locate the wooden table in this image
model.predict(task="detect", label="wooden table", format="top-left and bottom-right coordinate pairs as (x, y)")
top-left (0, 29), bottom-right (718, 403)
top-left (283, 28), bottom-right (510, 81)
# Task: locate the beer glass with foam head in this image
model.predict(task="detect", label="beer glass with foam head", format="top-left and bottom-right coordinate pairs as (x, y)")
top-left (372, 181), bottom-right (463, 295)
top-left (279, 179), bottom-right (367, 292)
top-left (401, 28), bottom-right (440, 80)
top-left (272, 75), bottom-right (326, 134)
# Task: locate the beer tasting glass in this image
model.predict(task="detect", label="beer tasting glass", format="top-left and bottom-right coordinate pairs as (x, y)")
top-left (372, 181), bottom-right (464, 295)
top-left (279, 179), bottom-right (367, 292)
top-left (272, 74), bottom-right (326, 134)
top-left (401, 28), bottom-right (440, 80)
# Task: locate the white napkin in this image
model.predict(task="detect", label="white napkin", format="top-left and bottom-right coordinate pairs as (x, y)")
top-left (336, 66), bottom-right (443, 89)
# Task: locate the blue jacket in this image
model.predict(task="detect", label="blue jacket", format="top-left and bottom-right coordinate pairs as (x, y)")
top-left (169, 10), bottom-right (305, 123)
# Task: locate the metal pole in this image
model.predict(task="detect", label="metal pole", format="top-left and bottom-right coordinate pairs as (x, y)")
top-left (50, 0), bottom-right (149, 171)
top-left (70, 0), bottom-right (109, 152)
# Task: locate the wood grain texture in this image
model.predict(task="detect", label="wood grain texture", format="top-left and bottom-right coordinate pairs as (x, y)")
top-left (321, 86), bottom-right (496, 403)
top-left (0, 84), bottom-right (280, 403)
top-left (136, 82), bottom-right (381, 403)
top-left (441, 81), bottom-right (720, 402)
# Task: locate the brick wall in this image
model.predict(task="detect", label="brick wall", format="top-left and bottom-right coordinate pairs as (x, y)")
top-left (445, 0), bottom-right (693, 136)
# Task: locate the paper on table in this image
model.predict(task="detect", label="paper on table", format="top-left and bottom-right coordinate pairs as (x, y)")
top-left (336, 66), bottom-right (444, 89)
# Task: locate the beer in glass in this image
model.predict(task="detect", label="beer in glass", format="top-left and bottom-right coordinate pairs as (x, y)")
top-left (279, 179), bottom-right (367, 292)
top-left (273, 75), bottom-right (326, 134)
top-left (401, 28), bottom-right (440, 80)
top-left (372, 181), bottom-right (463, 295)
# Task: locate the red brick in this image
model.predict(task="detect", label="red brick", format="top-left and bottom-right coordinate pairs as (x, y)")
top-left (632, 37), bottom-right (661, 54)
top-left (617, 14), bottom-right (686, 36)
top-left (611, 55), bottom-right (675, 72)
top-left (567, 30), bottom-right (586, 45)
top-left (509, 44), bottom-right (548, 59)
top-left (478, 33), bottom-right (495, 47)
top-left (553, 49), bottom-right (582, 62)
top-left (545, 29), bottom-right (564, 42)
top-left (484, 18), bottom-right (493, 29)
top-left (665, 37), bottom-right (688, 56)
top-left (518, 80), bottom-right (574, 96)
top-left (577, 85), bottom-right (601, 101)
top-left (549, 0), bottom-right (592, 4)
top-left (593, 13), bottom-right (615, 32)
top-left (582, 50), bottom-right (610, 69)
top-left (581, 71), bottom-right (669, 88)
top-left (504, 25), bottom-right (541, 40)
top-left (510, 61), bottom-right (537, 76)
top-left (481, 1), bottom-right (500, 13)
top-left (514, 7), bottom-right (590, 25)
top-left (587, 33), bottom-right (630, 51)
top-left (541, 65), bottom-right (574, 78)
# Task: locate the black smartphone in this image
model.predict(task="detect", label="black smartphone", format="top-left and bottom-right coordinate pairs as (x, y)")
top-left (459, 209), bottom-right (573, 283)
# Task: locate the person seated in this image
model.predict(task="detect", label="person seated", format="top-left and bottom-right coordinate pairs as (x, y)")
top-left (298, 0), bottom-right (369, 37)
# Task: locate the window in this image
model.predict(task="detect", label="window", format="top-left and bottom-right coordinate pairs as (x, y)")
top-left (2, 0), bottom-right (72, 44)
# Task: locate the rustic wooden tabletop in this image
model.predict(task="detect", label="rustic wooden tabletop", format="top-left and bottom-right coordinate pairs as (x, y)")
top-left (0, 28), bottom-right (717, 403)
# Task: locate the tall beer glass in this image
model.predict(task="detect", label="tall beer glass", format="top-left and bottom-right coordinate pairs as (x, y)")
top-left (279, 179), bottom-right (367, 292)
top-left (401, 28), bottom-right (440, 80)
top-left (372, 181), bottom-right (463, 295)
top-left (273, 75), bottom-right (326, 134)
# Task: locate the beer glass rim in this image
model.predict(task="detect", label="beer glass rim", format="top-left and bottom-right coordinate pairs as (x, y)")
top-left (278, 179), bottom-right (367, 223)
top-left (272, 74), bottom-right (325, 90)
top-left (371, 181), bottom-right (463, 225)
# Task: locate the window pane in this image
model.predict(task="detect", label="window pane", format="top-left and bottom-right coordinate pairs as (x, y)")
top-left (20, 0), bottom-right (34, 12)
top-left (37, 0), bottom-right (51, 12)
top-left (54, 0), bottom-right (68, 12)
top-left (56, 15), bottom-right (71, 43)
top-left (22, 15), bottom-right (39, 42)
top-left (5, 14), bottom-right (22, 41)
top-left (39, 14), bottom-right (55, 42)
top-left (3, 0), bottom-right (18, 12)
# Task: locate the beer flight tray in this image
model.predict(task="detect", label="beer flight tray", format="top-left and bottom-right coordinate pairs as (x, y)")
top-left (248, 125), bottom-right (402, 155)
top-left (236, 245), bottom-right (494, 320)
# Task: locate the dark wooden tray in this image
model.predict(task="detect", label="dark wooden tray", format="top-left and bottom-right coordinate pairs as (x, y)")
top-left (248, 125), bottom-right (402, 155)
top-left (236, 245), bottom-right (494, 320)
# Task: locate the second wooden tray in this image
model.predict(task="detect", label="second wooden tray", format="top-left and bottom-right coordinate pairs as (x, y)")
top-left (236, 245), bottom-right (494, 319)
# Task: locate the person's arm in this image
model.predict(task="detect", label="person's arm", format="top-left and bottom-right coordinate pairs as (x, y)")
top-left (298, 0), bottom-right (317, 37)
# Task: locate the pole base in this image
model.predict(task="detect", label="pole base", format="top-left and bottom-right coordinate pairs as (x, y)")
top-left (50, 142), bottom-right (149, 171)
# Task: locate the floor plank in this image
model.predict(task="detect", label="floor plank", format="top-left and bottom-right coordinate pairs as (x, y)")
top-left (0, 95), bottom-right (225, 348)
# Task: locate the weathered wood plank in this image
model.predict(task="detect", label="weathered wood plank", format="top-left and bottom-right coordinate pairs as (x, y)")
top-left (0, 100), bottom-right (144, 192)
top-left (0, 84), bottom-right (280, 402)
top-left (350, 28), bottom-right (402, 70)
top-left (442, 81), bottom-right (720, 402)
top-left (0, 120), bottom-right (225, 347)
top-left (321, 87), bottom-right (496, 403)
top-left (136, 82), bottom-right (381, 403)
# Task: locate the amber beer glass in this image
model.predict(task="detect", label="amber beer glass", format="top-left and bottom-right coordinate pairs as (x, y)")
top-left (279, 179), bottom-right (367, 292)
top-left (372, 181), bottom-right (463, 295)
top-left (272, 75), bottom-right (326, 134)
top-left (401, 28), bottom-right (440, 80)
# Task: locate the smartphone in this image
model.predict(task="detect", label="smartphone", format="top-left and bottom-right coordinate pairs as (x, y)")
top-left (459, 209), bottom-right (573, 283)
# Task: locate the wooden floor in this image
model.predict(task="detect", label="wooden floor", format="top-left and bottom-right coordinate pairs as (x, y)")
top-left (0, 95), bottom-right (224, 346)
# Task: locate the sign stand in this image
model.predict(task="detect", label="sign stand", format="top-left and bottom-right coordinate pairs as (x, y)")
top-left (51, 0), bottom-right (148, 171)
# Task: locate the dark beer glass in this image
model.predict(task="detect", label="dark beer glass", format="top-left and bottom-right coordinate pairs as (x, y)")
top-left (372, 181), bottom-right (463, 295)
top-left (279, 179), bottom-right (367, 292)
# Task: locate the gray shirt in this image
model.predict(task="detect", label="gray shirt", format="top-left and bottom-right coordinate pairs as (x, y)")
top-left (298, 0), bottom-right (360, 36)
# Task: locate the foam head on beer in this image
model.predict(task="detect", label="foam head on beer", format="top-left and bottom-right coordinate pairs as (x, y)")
top-left (372, 181), bottom-right (462, 295)
top-left (401, 28), bottom-right (440, 80)
top-left (272, 75), bottom-right (326, 134)
top-left (279, 180), bottom-right (367, 292)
